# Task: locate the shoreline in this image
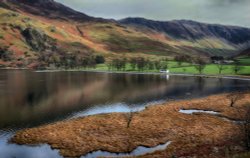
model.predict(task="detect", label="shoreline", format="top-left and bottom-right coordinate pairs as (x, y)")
top-left (11, 93), bottom-right (250, 158)
top-left (1, 68), bottom-right (250, 81)
top-left (35, 69), bottom-right (250, 81)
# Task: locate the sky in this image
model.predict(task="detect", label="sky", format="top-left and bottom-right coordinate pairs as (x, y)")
top-left (55, 0), bottom-right (250, 27)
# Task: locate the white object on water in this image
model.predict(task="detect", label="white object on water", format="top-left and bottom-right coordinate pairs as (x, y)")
top-left (160, 69), bottom-right (170, 73)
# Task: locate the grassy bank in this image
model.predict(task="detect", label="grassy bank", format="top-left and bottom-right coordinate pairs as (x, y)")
top-left (71, 59), bottom-right (250, 76)
top-left (12, 93), bottom-right (250, 158)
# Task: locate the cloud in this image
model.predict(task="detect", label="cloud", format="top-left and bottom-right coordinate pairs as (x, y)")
top-left (55, 0), bottom-right (250, 27)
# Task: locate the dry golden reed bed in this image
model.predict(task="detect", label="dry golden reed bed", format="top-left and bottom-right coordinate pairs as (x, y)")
top-left (11, 93), bottom-right (250, 158)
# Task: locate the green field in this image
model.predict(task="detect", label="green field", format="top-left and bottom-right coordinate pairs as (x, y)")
top-left (79, 60), bottom-right (250, 76)
top-left (170, 64), bottom-right (250, 75)
top-left (237, 56), bottom-right (250, 65)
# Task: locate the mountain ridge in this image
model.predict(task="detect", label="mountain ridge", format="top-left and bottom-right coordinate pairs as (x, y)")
top-left (119, 17), bottom-right (250, 45)
top-left (1, 0), bottom-right (105, 22)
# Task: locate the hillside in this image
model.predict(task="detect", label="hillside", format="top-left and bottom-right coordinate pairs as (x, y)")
top-left (0, 0), bottom-right (250, 69)
top-left (120, 18), bottom-right (250, 56)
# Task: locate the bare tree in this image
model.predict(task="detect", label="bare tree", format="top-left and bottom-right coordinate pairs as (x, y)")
top-left (194, 57), bottom-right (206, 74)
top-left (233, 61), bottom-right (242, 75)
top-left (217, 64), bottom-right (227, 75)
top-left (226, 92), bottom-right (245, 107)
top-left (124, 110), bottom-right (134, 128)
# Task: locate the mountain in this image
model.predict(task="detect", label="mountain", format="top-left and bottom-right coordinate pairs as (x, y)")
top-left (120, 18), bottom-right (250, 45)
top-left (120, 18), bottom-right (250, 57)
top-left (1, 0), bottom-right (250, 68)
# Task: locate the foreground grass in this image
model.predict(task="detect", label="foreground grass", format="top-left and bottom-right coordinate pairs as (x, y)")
top-left (12, 93), bottom-right (250, 158)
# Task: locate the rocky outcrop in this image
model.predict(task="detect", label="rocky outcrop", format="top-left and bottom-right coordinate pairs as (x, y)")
top-left (21, 28), bottom-right (56, 52)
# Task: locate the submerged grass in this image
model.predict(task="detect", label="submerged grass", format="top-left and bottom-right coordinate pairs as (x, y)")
top-left (12, 93), bottom-right (250, 158)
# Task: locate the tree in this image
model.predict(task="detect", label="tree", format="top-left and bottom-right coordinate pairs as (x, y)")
top-left (177, 61), bottom-right (182, 67)
top-left (106, 61), bottom-right (113, 71)
top-left (79, 55), bottom-right (96, 69)
top-left (67, 53), bottom-right (77, 69)
top-left (174, 55), bottom-right (191, 65)
top-left (154, 60), bottom-right (161, 70)
top-left (226, 92), bottom-right (245, 107)
top-left (233, 61), bottom-right (242, 74)
top-left (194, 57), bottom-right (206, 74)
top-left (0, 47), bottom-right (13, 61)
top-left (129, 58), bottom-right (137, 70)
top-left (160, 61), bottom-right (169, 70)
top-left (88, 55), bottom-right (97, 68)
top-left (136, 57), bottom-right (146, 71)
top-left (217, 64), bottom-right (227, 75)
top-left (124, 111), bottom-right (134, 128)
top-left (95, 55), bottom-right (105, 64)
top-left (81, 57), bottom-right (89, 68)
top-left (112, 58), bottom-right (124, 71)
top-left (121, 57), bottom-right (127, 71)
top-left (147, 60), bottom-right (155, 70)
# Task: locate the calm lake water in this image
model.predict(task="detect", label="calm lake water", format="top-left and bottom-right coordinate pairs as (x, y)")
top-left (0, 69), bottom-right (250, 158)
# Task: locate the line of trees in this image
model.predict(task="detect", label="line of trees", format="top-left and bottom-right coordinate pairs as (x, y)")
top-left (216, 61), bottom-right (244, 75)
top-left (107, 57), bottom-right (170, 71)
top-left (37, 51), bottom-right (105, 69)
top-left (194, 57), bottom-right (246, 75)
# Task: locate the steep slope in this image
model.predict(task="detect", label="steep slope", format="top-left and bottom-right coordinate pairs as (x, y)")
top-left (120, 18), bottom-right (250, 44)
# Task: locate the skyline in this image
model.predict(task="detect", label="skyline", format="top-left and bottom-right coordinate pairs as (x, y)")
top-left (55, 0), bottom-right (250, 27)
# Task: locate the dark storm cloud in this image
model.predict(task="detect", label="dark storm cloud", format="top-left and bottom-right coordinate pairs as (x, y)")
top-left (55, 0), bottom-right (250, 27)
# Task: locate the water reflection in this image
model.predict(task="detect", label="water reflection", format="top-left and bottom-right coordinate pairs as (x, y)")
top-left (0, 70), bottom-right (249, 129)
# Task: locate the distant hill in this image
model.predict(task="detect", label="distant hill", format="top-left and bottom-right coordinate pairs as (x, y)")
top-left (0, 0), bottom-right (250, 68)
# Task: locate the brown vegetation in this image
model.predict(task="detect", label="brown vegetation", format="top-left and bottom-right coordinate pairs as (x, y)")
top-left (11, 93), bottom-right (250, 158)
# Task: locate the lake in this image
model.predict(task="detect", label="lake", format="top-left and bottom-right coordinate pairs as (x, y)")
top-left (0, 70), bottom-right (249, 158)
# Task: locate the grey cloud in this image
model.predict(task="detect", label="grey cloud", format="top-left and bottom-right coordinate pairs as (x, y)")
top-left (55, 0), bottom-right (250, 27)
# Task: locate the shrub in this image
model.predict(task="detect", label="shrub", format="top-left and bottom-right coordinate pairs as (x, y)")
top-left (50, 26), bottom-right (56, 33)
top-left (95, 55), bottom-right (105, 64)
